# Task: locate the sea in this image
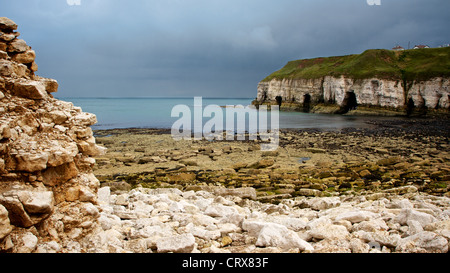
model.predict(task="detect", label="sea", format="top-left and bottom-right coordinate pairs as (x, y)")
top-left (59, 97), bottom-right (398, 131)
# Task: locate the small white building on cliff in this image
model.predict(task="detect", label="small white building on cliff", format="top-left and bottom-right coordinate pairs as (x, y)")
top-left (392, 45), bottom-right (405, 51)
top-left (413, 45), bottom-right (430, 49)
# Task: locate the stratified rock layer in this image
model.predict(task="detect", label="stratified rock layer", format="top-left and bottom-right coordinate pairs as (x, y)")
top-left (0, 17), bottom-right (104, 252)
top-left (256, 77), bottom-right (449, 114)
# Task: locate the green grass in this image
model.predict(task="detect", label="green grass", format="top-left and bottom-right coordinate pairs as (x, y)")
top-left (398, 47), bottom-right (450, 81)
top-left (262, 47), bottom-right (450, 82)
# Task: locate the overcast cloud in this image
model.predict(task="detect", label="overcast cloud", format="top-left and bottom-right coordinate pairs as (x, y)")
top-left (2, 0), bottom-right (449, 98)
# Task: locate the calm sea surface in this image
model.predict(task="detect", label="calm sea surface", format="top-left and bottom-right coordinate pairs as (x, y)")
top-left (61, 97), bottom-right (400, 130)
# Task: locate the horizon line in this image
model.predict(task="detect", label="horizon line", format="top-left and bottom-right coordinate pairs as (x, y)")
top-left (57, 96), bottom-right (256, 100)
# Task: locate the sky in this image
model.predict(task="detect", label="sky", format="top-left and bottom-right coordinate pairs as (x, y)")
top-left (2, 0), bottom-right (450, 98)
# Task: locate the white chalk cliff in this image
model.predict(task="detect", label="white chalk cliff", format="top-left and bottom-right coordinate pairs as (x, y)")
top-left (257, 77), bottom-right (449, 112)
top-left (255, 50), bottom-right (450, 114)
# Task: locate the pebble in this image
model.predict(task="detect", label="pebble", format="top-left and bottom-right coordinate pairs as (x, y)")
top-left (87, 186), bottom-right (450, 253)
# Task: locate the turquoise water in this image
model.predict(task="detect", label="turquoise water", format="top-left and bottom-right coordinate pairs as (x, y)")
top-left (60, 97), bottom-right (387, 130)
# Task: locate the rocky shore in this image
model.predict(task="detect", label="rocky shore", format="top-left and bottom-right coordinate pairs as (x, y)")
top-left (83, 118), bottom-right (450, 253)
top-left (93, 118), bottom-right (450, 201)
top-left (87, 185), bottom-right (450, 253)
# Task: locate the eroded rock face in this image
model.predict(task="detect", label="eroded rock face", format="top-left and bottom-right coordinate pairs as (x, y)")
top-left (256, 76), bottom-right (449, 112)
top-left (0, 17), bottom-right (104, 252)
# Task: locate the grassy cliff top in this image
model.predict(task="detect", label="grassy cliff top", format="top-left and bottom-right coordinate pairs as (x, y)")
top-left (262, 47), bottom-right (450, 82)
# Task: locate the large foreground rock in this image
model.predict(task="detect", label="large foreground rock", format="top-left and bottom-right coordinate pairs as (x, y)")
top-left (156, 234), bottom-right (196, 253)
top-left (308, 218), bottom-right (350, 240)
top-left (395, 208), bottom-right (437, 228)
top-left (0, 17), bottom-right (18, 31)
top-left (335, 210), bottom-right (377, 224)
top-left (255, 223), bottom-right (314, 251)
top-left (0, 205), bottom-right (12, 240)
top-left (396, 231), bottom-right (448, 253)
top-left (0, 17), bottom-right (102, 253)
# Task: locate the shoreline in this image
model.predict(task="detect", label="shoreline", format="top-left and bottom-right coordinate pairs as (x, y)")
top-left (93, 117), bottom-right (450, 200)
top-left (93, 115), bottom-right (450, 135)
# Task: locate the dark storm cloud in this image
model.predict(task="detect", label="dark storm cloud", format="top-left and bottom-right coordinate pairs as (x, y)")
top-left (2, 0), bottom-right (449, 98)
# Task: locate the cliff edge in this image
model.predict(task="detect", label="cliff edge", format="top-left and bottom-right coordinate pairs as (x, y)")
top-left (254, 48), bottom-right (450, 116)
top-left (0, 17), bottom-right (105, 252)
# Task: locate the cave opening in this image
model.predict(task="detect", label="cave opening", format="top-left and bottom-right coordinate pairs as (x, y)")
top-left (275, 96), bottom-right (283, 107)
top-left (339, 91), bottom-right (358, 114)
top-left (261, 91), bottom-right (267, 101)
top-left (303, 94), bottom-right (311, 113)
top-left (406, 97), bottom-right (415, 116)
